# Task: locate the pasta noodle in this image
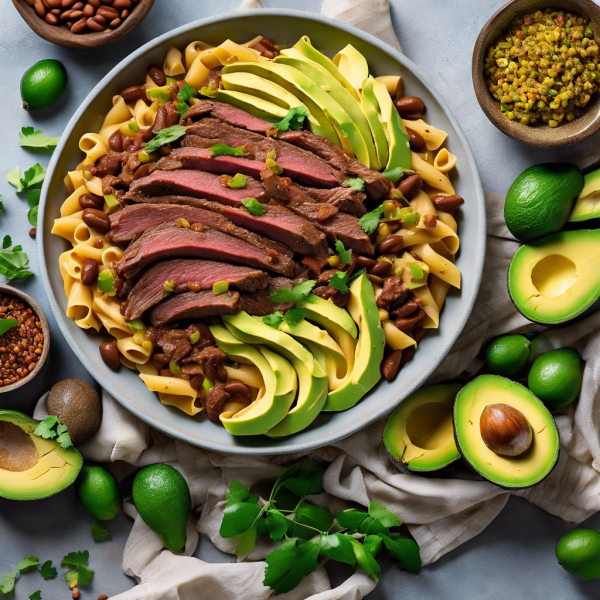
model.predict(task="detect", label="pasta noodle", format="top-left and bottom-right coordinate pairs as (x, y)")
top-left (163, 46), bottom-right (185, 76)
top-left (429, 275), bottom-right (452, 312)
top-left (185, 40), bottom-right (213, 68)
top-left (60, 186), bottom-right (88, 217)
top-left (79, 133), bottom-right (108, 165)
top-left (214, 40), bottom-right (263, 65)
top-left (411, 243), bottom-right (461, 288)
top-left (402, 119), bottom-right (447, 150)
top-left (394, 220), bottom-right (459, 255)
top-left (133, 99), bottom-right (158, 128)
top-left (382, 320), bottom-right (417, 349)
top-left (411, 152), bottom-right (455, 194)
top-left (185, 55), bottom-right (211, 89)
top-left (117, 336), bottom-right (152, 364)
top-left (139, 374), bottom-right (201, 416)
top-left (84, 176), bottom-right (104, 198)
top-left (101, 97), bottom-right (131, 131)
top-left (433, 148), bottom-right (457, 173)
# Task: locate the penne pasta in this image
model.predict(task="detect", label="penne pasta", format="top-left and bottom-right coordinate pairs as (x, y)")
top-left (411, 151), bottom-right (455, 194)
top-left (185, 40), bottom-right (213, 68)
top-left (163, 46), bottom-right (186, 76)
top-left (411, 243), bottom-right (461, 288)
top-left (402, 119), bottom-right (448, 150)
top-left (382, 320), bottom-right (417, 350)
top-left (433, 148), bottom-right (457, 173)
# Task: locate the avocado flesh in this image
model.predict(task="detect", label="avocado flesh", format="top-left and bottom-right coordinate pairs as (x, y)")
top-left (273, 54), bottom-right (379, 169)
top-left (453, 375), bottom-right (559, 489)
top-left (222, 62), bottom-right (358, 156)
top-left (333, 44), bottom-right (369, 96)
top-left (216, 90), bottom-right (291, 123)
top-left (210, 324), bottom-right (296, 435)
top-left (569, 167), bottom-right (600, 222)
top-left (324, 272), bottom-right (385, 411)
top-left (361, 77), bottom-right (390, 170)
top-left (383, 384), bottom-right (462, 473)
top-left (296, 293), bottom-right (357, 339)
top-left (508, 229), bottom-right (600, 325)
top-left (0, 410), bottom-right (83, 500)
top-left (222, 312), bottom-right (328, 436)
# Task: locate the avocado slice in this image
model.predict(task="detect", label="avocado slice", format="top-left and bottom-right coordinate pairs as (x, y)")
top-left (333, 44), bottom-right (369, 95)
top-left (216, 90), bottom-right (291, 122)
top-left (222, 62), bottom-right (360, 158)
top-left (383, 384), bottom-right (462, 473)
top-left (508, 229), bottom-right (600, 325)
top-left (222, 312), bottom-right (328, 436)
top-left (273, 54), bottom-right (379, 169)
top-left (569, 167), bottom-right (600, 222)
top-left (210, 324), bottom-right (296, 435)
top-left (361, 77), bottom-right (390, 171)
top-left (296, 293), bottom-right (357, 339)
top-left (324, 272), bottom-right (385, 411)
top-left (0, 410), bottom-right (83, 500)
top-left (147, 85), bottom-right (171, 104)
top-left (453, 375), bottom-right (559, 489)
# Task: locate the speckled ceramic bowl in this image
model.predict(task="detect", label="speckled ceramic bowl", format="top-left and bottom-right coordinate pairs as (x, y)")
top-left (39, 9), bottom-right (486, 454)
top-left (473, 0), bottom-right (600, 148)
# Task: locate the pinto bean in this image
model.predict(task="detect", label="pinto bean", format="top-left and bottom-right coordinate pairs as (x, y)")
top-left (70, 16), bottom-right (88, 32)
top-left (398, 174), bottom-right (423, 199)
top-left (148, 65), bottom-right (166, 86)
top-left (99, 341), bottom-right (120, 369)
top-left (381, 350), bottom-right (403, 381)
top-left (108, 129), bottom-right (123, 152)
top-left (394, 96), bottom-right (425, 117)
top-left (377, 235), bottom-right (404, 255)
top-left (368, 261), bottom-right (393, 277)
top-left (431, 194), bottom-right (465, 211)
top-left (394, 307), bottom-right (426, 332)
top-left (355, 255), bottom-right (377, 270)
top-left (406, 127), bottom-right (426, 150)
top-left (120, 85), bottom-right (148, 103)
top-left (81, 259), bottom-right (98, 286)
top-left (82, 208), bottom-right (110, 233)
top-left (393, 299), bottom-right (420, 318)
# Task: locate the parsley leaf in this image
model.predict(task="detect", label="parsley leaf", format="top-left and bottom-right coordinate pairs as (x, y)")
top-left (7, 167), bottom-right (24, 192)
top-left (91, 521), bottom-right (112, 542)
top-left (177, 81), bottom-right (195, 103)
top-left (284, 308), bottom-right (305, 324)
top-left (62, 551), bottom-right (94, 589)
top-left (30, 591), bottom-right (42, 600)
top-left (56, 423), bottom-right (73, 450)
top-left (210, 143), bottom-right (245, 158)
top-left (22, 164), bottom-right (46, 189)
top-left (16, 556), bottom-right (39, 573)
top-left (343, 177), bottom-right (365, 191)
top-left (33, 416), bottom-right (73, 449)
top-left (263, 311), bottom-right (284, 329)
top-left (143, 125), bottom-right (187, 153)
top-left (40, 561), bottom-right (57, 580)
top-left (358, 205), bottom-right (383, 235)
top-left (269, 280), bottom-right (316, 304)
top-left (0, 572), bottom-right (18, 595)
top-left (225, 480), bottom-right (250, 506)
top-left (240, 198), bottom-right (266, 216)
top-left (19, 127), bottom-right (60, 150)
top-left (334, 240), bottom-right (352, 265)
top-left (0, 318), bottom-right (18, 336)
top-left (274, 106), bottom-right (309, 131)
top-left (0, 238), bottom-right (32, 280)
top-left (328, 271), bottom-right (350, 293)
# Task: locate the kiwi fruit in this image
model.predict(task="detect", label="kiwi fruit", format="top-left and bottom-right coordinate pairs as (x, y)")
top-left (47, 379), bottom-right (102, 445)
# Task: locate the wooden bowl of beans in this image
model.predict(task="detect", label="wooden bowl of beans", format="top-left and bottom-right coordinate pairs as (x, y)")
top-left (11, 0), bottom-right (154, 49)
top-left (0, 284), bottom-right (50, 394)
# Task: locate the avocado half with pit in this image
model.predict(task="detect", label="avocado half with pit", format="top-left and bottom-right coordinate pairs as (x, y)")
top-left (0, 410), bottom-right (83, 500)
top-left (569, 167), bottom-right (600, 222)
top-left (383, 384), bottom-right (462, 474)
top-left (508, 229), bottom-right (600, 325)
top-left (453, 375), bottom-right (559, 489)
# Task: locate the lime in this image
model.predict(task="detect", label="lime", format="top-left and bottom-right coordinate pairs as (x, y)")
top-left (556, 529), bottom-right (600, 580)
top-left (21, 59), bottom-right (67, 111)
top-left (75, 465), bottom-right (122, 521)
top-left (528, 347), bottom-right (582, 411)
top-left (484, 335), bottom-right (530, 377)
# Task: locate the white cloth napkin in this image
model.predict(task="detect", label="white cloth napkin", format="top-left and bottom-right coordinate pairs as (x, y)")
top-left (34, 1), bottom-right (600, 597)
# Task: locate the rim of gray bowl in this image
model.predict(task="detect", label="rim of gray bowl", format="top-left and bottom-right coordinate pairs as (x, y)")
top-left (38, 8), bottom-right (487, 455)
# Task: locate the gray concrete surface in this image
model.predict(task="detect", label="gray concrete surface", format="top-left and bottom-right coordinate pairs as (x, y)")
top-left (1, 0), bottom-right (600, 598)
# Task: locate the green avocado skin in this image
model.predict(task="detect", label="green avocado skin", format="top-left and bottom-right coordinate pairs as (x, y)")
top-left (556, 529), bottom-right (600, 580)
top-left (504, 163), bottom-right (583, 243)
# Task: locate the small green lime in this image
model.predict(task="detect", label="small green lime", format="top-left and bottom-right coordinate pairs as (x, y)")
top-left (528, 347), bottom-right (582, 411)
top-left (21, 59), bottom-right (67, 111)
top-left (75, 465), bottom-right (122, 521)
top-left (484, 335), bottom-right (530, 377)
top-left (556, 529), bottom-right (600, 580)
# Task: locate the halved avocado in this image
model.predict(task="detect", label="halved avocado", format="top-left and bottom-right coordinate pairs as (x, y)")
top-left (453, 375), bottom-right (560, 489)
top-left (383, 384), bottom-right (462, 473)
top-left (210, 324), bottom-right (296, 435)
top-left (0, 410), bottom-right (83, 500)
top-left (508, 229), bottom-right (600, 325)
top-left (569, 167), bottom-right (600, 222)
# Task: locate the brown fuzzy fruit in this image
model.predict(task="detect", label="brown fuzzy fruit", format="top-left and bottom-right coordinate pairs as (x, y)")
top-left (46, 379), bottom-right (102, 445)
top-left (480, 404), bottom-right (532, 457)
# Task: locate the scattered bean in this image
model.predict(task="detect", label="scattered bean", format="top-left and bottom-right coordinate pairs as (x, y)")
top-left (81, 259), bottom-right (99, 286)
top-left (368, 261), bottom-right (393, 277)
top-left (82, 208), bottom-right (110, 233)
top-left (108, 129), bottom-right (123, 152)
top-left (99, 341), bottom-right (120, 369)
top-left (121, 85), bottom-right (148, 103)
top-left (394, 96), bottom-right (425, 117)
top-left (148, 65), bottom-right (166, 86)
top-left (381, 350), bottom-right (403, 381)
top-left (431, 194), bottom-right (464, 211)
top-left (406, 127), bottom-right (426, 150)
top-left (398, 174), bottom-right (423, 199)
top-left (355, 255), bottom-right (377, 270)
top-left (29, 227), bottom-right (37, 238)
top-left (377, 234), bottom-right (404, 255)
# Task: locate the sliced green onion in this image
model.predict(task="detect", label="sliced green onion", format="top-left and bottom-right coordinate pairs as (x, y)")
top-left (189, 331), bottom-right (200, 345)
top-left (97, 270), bottom-right (114, 293)
top-left (241, 198), bottom-right (266, 216)
top-left (227, 173), bottom-right (247, 189)
top-left (169, 359), bottom-right (182, 375)
top-left (212, 280), bottom-right (229, 295)
top-left (126, 319), bottom-right (147, 335)
top-left (409, 262), bottom-right (424, 279)
top-left (266, 158), bottom-right (283, 175)
top-left (128, 123), bottom-right (140, 133)
top-left (104, 193), bottom-right (119, 208)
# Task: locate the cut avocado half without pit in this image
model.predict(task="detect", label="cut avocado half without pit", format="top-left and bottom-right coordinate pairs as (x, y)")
top-left (384, 384), bottom-right (462, 473)
top-left (508, 229), bottom-right (600, 325)
top-left (0, 410), bottom-right (83, 500)
top-left (569, 167), bottom-right (600, 222)
top-left (453, 375), bottom-right (559, 489)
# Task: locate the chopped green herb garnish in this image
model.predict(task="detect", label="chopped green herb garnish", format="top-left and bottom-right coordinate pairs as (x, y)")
top-left (8, 163), bottom-right (46, 194)
top-left (0, 318), bottom-right (18, 336)
top-left (177, 81), bottom-right (196, 103)
top-left (402, 211), bottom-right (420, 226)
top-left (0, 572), bottom-right (18, 595)
top-left (177, 101), bottom-right (189, 120)
top-left (409, 262), bottom-right (424, 279)
top-left (40, 561), bottom-right (57, 581)
top-left (0, 235), bottom-right (33, 280)
top-left (19, 127), bottom-right (59, 150)
top-left (90, 521), bottom-right (112, 542)
top-left (328, 271), bottom-right (351, 293)
top-left (274, 106), bottom-right (309, 131)
top-left (263, 311), bottom-right (285, 329)
top-left (34, 416), bottom-right (73, 449)
top-left (189, 331), bottom-right (200, 345)
top-left (240, 198), bottom-right (266, 216)
top-left (143, 125), bottom-right (187, 153)
top-left (358, 205), bottom-right (384, 235)
top-left (29, 591), bottom-right (41, 600)
top-left (334, 240), bottom-right (352, 265)
top-left (16, 557), bottom-right (39, 574)
top-left (126, 319), bottom-right (146, 335)
top-left (210, 143), bottom-right (245, 158)
top-left (343, 177), bottom-right (365, 191)
top-left (97, 270), bottom-right (114, 293)
top-left (284, 308), bottom-right (305, 324)
top-left (62, 551), bottom-right (94, 589)
top-left (227, 173), bottom-right (247, 189)
top-left (269, 280), bottom-right (316, 304)
top-left (212, 280), bottom-right (229, 295)
top-left (128, 123), bottom-right (140, 133)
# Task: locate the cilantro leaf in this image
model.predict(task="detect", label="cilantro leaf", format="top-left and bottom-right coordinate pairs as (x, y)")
top-left (368, 501), bottom-right (401, 528)
top-left (263, 311), bottom-right (284, 329)
top-left (274, 106), bottom-right (309, 131)
top-left (269, 280), bottom-right (316, 304)
top-left (210, 143), bottom-right (245, 158)
top-left (264, 538), bottom-right (320, 594)
top-left (91, 521), bottom-right (112, 542)
top-left (220, 502), bottom-right (262, 538)
top-left (56, 423), bottom-right (73, 449)
top-left (358, 205), bottom-right (383, 235)
top-left (343, 177), bottom-right (365, 191)
top-left (176, 102), bottom-right (189, 120)
top-left (21, 164), bottom-right (46, 189)
top-left (225, 480), bottom-right (250, 506)
top-left (16, 556), bottom-right (39, 573)
top-left (30, 591), bottom-right (41, 600)
top-left (177, 81), bottom-right (195, 103)
top-left (34, 416), bottom-right (60, 439)
top-left (7, 167), bottom-right (24, 192)
top-left (62, 551), bottom-right (93, 589)
top-left (0, 240), bottom-right (33, 280)
top-left (380, 533), bottom-right (421, 573)
top-left (0, 572), bottom-right (18, 595)
top-left (240, 198), bottom-right (265, 216)
top-left (2, 236), bottom-right (10, 249)
top-left (284, 308), bottom-right (305, 324)
top-left (0, 318), bottom-right (18, 336)
top-left (143, 125), bottom-right (187, 153)
top-left (334, 240), bottom-right (352, 265)
top-left (328, 271), bottom-right (350, 294)
top-left (40, 561), bottom-right (57, 580)
top-left (19, 127), bottom-right (60, 150)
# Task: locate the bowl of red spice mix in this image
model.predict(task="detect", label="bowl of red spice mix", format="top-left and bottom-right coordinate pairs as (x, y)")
top-left (0, 284), bottom-right (49, 393)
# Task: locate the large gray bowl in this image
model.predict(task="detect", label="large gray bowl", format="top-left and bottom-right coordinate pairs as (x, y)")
top-left (39, 9), bottom-right (486, 455)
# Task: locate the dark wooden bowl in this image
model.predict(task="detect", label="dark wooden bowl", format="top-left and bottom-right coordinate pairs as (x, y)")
top-left (472, 0), bottom-right (600, 148)
top-left (12, 0), bottom-right (154, 49)
top-left (0, 284), bottom-right (50, 394)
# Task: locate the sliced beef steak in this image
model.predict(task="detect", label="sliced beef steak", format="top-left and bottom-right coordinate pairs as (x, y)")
top-left (122, 259), bottom-right (269, 320)
top-left (126, 169), bottom-right (269, 205)
top-left (115, 222), bottom-right (297, 279)
top-left (122, 194), bottom-right (328, 258)
top-left (183, 101), bottom-right (272, 134)
top-left (290, 203), bottom-right (374, 255)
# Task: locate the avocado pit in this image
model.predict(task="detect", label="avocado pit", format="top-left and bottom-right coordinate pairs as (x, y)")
top-left (480, 403), bottom-right (532, 457)
top-left (0, 422), bottom-right (38, 472)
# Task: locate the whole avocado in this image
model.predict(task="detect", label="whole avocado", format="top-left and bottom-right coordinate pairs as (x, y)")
top-left (504, 163), bottom-right (583, 243)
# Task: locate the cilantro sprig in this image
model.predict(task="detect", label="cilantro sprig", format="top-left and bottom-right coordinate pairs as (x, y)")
top-left (219, 459), bottom-right (421, 595)
top-left (143, 125), bottom-right (187, 154)
top-left (62, 551), bottom-right (94, 589)
top-left (0, 235), bottom-right (33, 281)
top-left (334, 240), bottom-right (352, 265)
top-left (40, 561), bottom-right (57, 580)
top-left (263, 307), bottom-right (306, 329)
top-left (269, 280), bottom-right (316, 304)
top-left (358, 205), bottom-right (383, 235)
top-left (34, 416), bottom-right (73, 449)
top-left (19, 127), bottom-right (60, 150)
top-left (240, 198), bottom-right (265, 216)
top-left (6, 163), bottom-right (46, 226)
top-left (343, 177), bottom-right (365, 191)
top-left (328, 268), bottom-right (365, 294)
top-left (273, 106), bottom-right (309, 131)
